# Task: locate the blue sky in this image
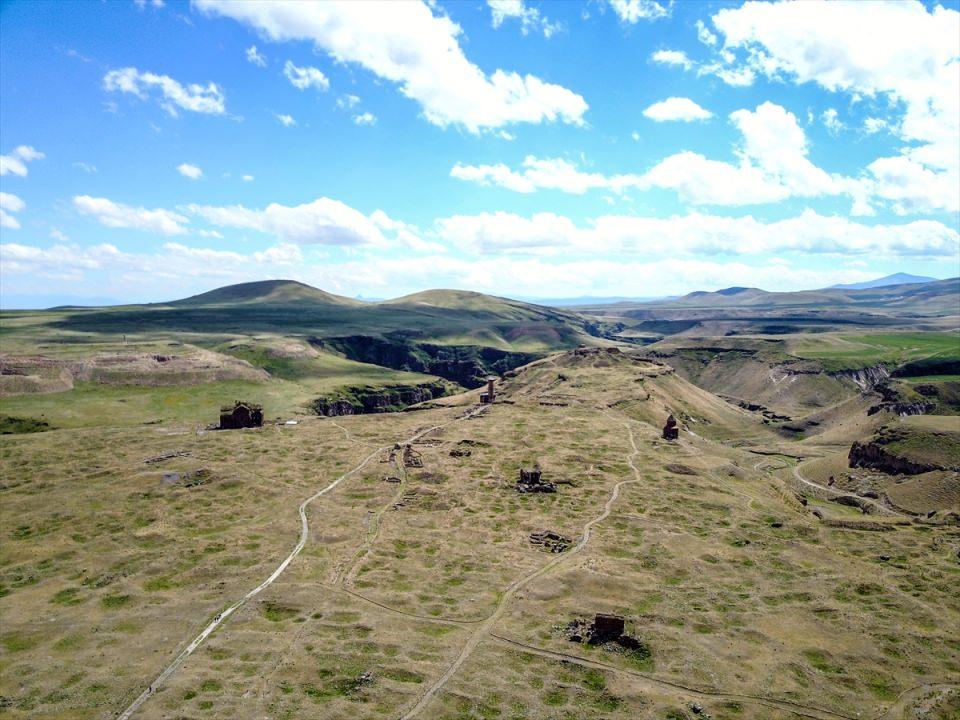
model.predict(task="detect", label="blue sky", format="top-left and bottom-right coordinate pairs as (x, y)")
top-left (1, 0), bottom-right (958, 306)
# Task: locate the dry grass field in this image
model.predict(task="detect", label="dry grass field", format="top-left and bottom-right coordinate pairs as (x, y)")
top-left (1, 347), bottom-right (958, 720)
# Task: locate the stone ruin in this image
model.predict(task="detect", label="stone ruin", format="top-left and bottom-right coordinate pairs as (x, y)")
top-left (662, 414), bottom-right (679, 441)
top-left (565, 613), bottom-right (644, 650)
top-left (529, 530), bottom-right (571, 553)
top-left (402, 444), bottom-right (423, 468)
top-left (479, 377), bottom-right (496, 404)
top-left (516, 463), bottom-right (555, 493)
top-left (219, 401), bottom-right (263, 430)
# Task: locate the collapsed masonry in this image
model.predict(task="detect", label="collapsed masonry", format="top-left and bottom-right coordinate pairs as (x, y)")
top-left (529, 530), bottom-right (571, 553)
top-left (517, 464), bottom-right (555, 493)
top-left (402, 444), bottom-right (423, 468)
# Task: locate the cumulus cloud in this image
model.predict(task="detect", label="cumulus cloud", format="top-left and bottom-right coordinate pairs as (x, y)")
top-left (710, 0), bottom-right (959, 211)
top-left (0, 192), bottom-right (26, 229)
top-left (246, 45), bottom-right (267, 67)
top-left (353, 112), bottom-right (377, 126)
top-left (0, 240), bottom-right (303, 291)
top-left (185, 197), bottom-right (418, 247)
top-left (337, 94), bottom-right (361, 110)
top-left (275, 113), bottom-right (296, 127)
top-left (452, 102), bottom-right (863, 207)
top-left (452, 156), bottom-right (636, 195)
top-left (194, 0), bottom-right (587, 133)
top-left (177, 163), bottom-right (203, 180)
top-left (435, 209), bottom-right (958, 260)
top-left (242, 174), bottom-right (255, 182)
top-left (651, 49), bottom-right (692, 70)
top-left (73, 195), bottom-right (189, 235)
top-left (283, 60), bottom-right (330, 91)
top-left (102, 67), bottom-right (226, 116)
top-left (0, 240), bottom-right (875, 299)
top-left (643, 97), bottom-right (712, 122)
top-left (607, 0), bottom-right (670, 23)
top-left (821, 108), bottom-right (843, 135)
top-left (487, 0), bottom-right (561, 37)
top-left (0, 146), bottom-right (44, 177)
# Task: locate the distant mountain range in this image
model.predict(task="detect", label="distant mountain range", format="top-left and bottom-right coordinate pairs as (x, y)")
top-left (829, 273), bottom-right (938, 290)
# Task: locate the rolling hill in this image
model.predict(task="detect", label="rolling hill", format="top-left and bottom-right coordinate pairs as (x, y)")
top-left (170, 279), bottom-right (361, 307)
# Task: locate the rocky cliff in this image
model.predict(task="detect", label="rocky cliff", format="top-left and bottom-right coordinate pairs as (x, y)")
top-left (315, 335), bottom-right (538, 388)
top-left (827, 364), bottom-right (890, 391)
top-left (310, 381), bottom-right (450, 416)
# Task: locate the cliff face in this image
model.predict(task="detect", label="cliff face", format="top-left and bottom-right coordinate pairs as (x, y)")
top-left (310, 381), bottom-right (449, 417)
top-left (848, 441), bottom-right (939, 475)
top-left (849, 423), bottom-right (960, 475)
top-left (316, 335), bottom-right (538, 388)
top-left (828, 364), bottom-right (890, 391)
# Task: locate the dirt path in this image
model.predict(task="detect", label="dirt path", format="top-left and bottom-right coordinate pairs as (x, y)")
top-left (792, 463), bottom-right (911, 518)
top-left (488, 633), bottom-right (859, 720)
top-left (399, 417), bottom-right (646, 719)
top-left (118, 408), bottom-right (482, 720)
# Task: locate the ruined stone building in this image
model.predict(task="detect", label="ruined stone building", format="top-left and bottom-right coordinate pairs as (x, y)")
top-left (662, 414), bottom-right (679, 440)
top-left (479, 377), bottom-right (496, 404)
top-left (219, 401), bottom-right (263, 430)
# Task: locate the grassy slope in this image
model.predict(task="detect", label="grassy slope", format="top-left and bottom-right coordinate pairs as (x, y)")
top-left (788, 332), bottom-right (960, 371)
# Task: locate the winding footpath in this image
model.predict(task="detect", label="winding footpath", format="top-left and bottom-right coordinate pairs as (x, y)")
top-left (118, 408), bottom-right (482, 720)
top-left (399, 417), bottom-right (645, 719)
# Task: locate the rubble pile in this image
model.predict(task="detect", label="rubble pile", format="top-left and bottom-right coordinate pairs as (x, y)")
top-left (529, 530), bottom-right (571, 553)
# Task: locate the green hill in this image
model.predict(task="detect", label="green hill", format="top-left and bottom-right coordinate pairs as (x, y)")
top-left (169, 279), bottom-right (360, 307)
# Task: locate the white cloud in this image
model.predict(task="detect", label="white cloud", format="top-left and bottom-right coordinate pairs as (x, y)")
top-left (863, 117), bottom-right (888, 135)
top-left (0, 192), bottom-right (25, 230)
top-left (73, 195), bottom-right (188, 235)
top-left (651, 49), bottom-right (692, 70)
top-left (242, 174), bottom-right (255, 182)
top-left (865, 156), bottom-right (959, 215)
top-left (452, 156), bottom-right (636, 195)
top-left (487, 0), bottom-right (561, 37)
top-left (353, 112), bottom-right (377, 126)
top-left (194, 0), bottom-right (587, 133)
top-left (0, 146), bottom-right (44, 177)
top-left (337, 94), bottom-right (361, 110)
top-left (283, 60), bottom-right (330, 91)
top-left (0, 240), bottom-right (302, 290)
top-left (74, 161), bottom-right (98, 173)
top-left (134, 0), bottom-right (165, 8)
top-left (49, 229), bottom-right (69, 242)
top-left (275, 113), bottom-right (296, 127)
top-left (103, 67), bottom-right (226, 116)
top-left (246, 45), bottom-right (267, 67)
top-left (435, 209), bottom-right (958, 260)
top-left (607, 0), bottom-right (669, 23)
top-left (177, 163), bottom-right (203, 180)
top-left (640, 152), bottom-right (788, 206)
top-left (643, 97), bottom-right (712, 122)
top-left (452, 103), bottom-right (857, 207)
top-left (711, 0), bottom-right (959, 209)
top-left (185, 197), bottom-right (412, 247)
top-left (696, 19), bottom-right (717, 46)
top-left (729, 102), bottom-right (841, 199)
top-left (821, 108), bottom-right (844, 135)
